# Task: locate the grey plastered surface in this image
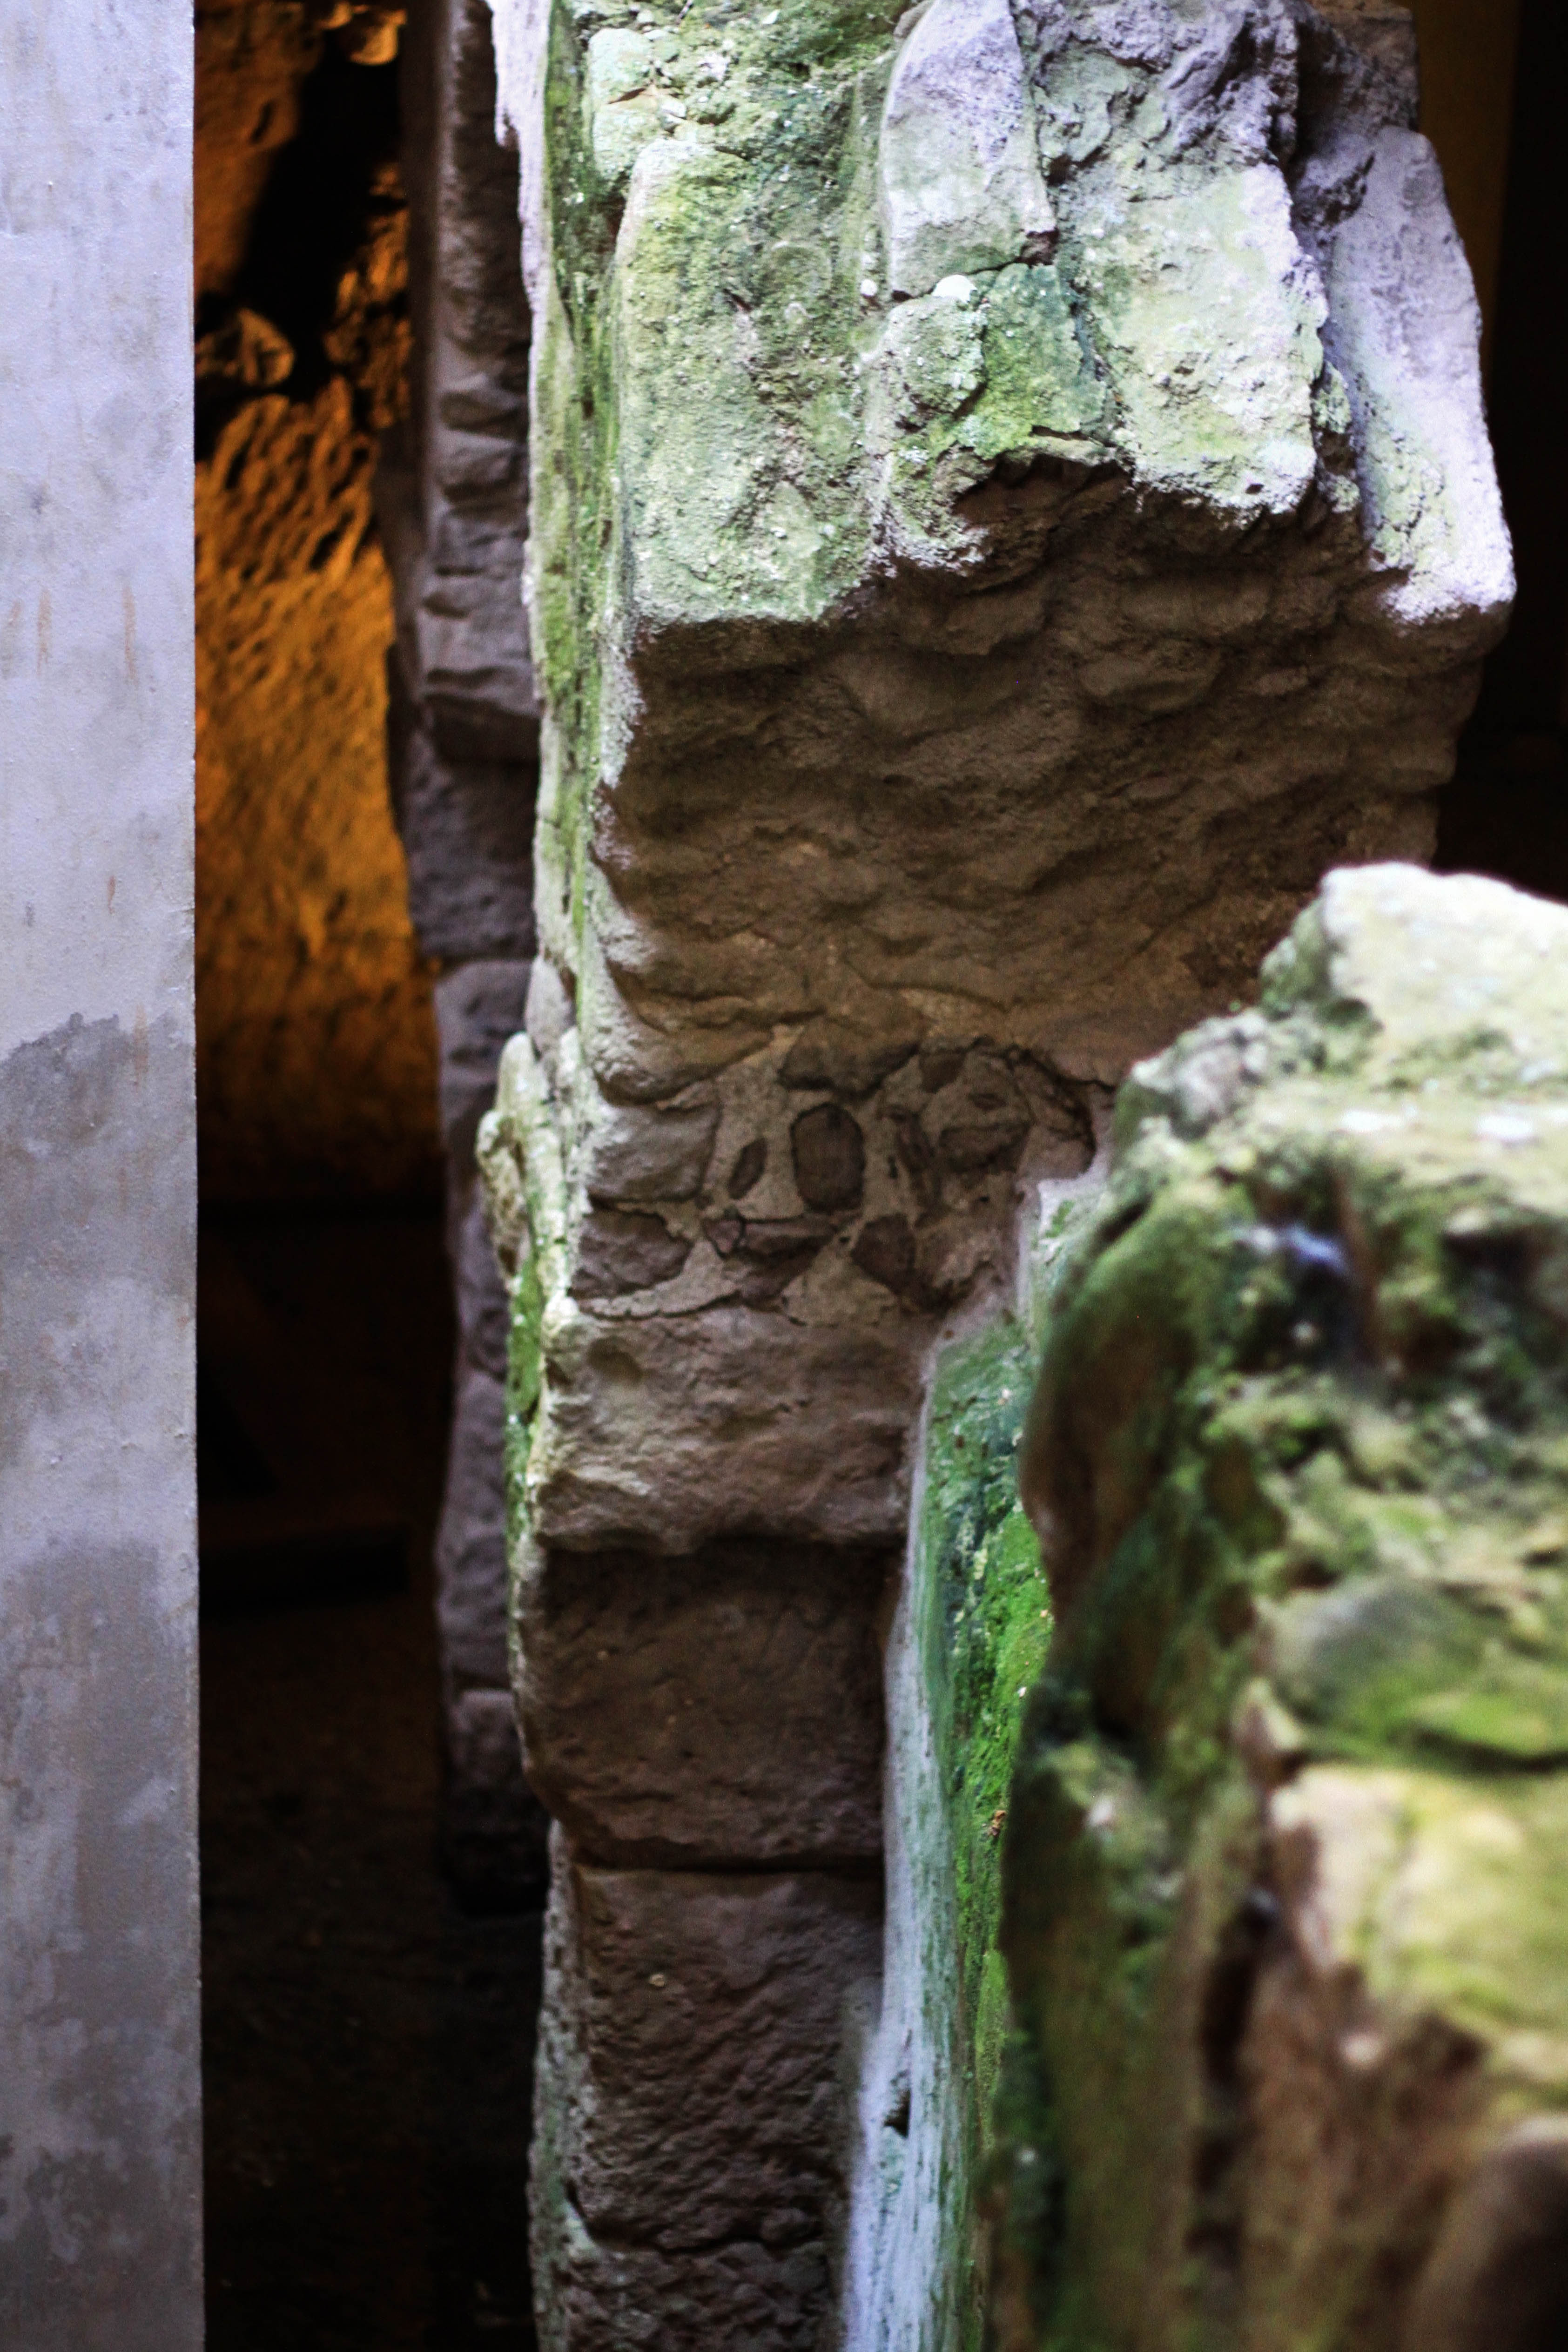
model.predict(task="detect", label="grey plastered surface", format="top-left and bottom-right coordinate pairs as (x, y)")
top-left (0, 3), bottom-right (201, 2345)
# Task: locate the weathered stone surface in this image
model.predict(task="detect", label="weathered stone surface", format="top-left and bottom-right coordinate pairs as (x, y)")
top-left (483, 0), bottom-right (1507, 1565)
top-left (532, 1848), bottom-right (882, 2352)
top-left (880, 0), bottom-right (1057, 297)
top-left (844, 1287), bottom-right (1071, 2352)
top-left (196, 225), bottom-right (439, 1199)
top-left (388, 0), bottom-right (538, 764)
top-left (195, 3), bottom-right (321, 301)
top-left (389, 679), bottom-right (535, 961)
top-left (476, 3), bottom-right (1510, 2341)
top-left (435, 958), bottom-right (532, 1170)
top-left (484, 1022), bottom-right (1094, 1551)
top-left (515, 1540), bottom-right (891, 1867)
top-left (429, 954), bottom-right (547, 1897)
top-left (383, 0), bottom-right (549, 1893)
top-left (1000, 865), bottom-right (1568, 2350)
top-left (194, 7), bottom-right (438, 1199)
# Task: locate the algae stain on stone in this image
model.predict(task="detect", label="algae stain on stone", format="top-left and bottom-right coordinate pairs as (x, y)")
top-left (995, 869), bottom-right (1568, 2352)
top-left (852, 1180), bottom-right (1114, 2352)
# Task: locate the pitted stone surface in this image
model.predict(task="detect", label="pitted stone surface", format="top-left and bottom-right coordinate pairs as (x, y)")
top-left (472, 1), bottom-right (1511, 2340)
top-left (1001, 867), bottom-right (1568, 2350)
top-left (531, 1850), bottom-right (882, 2352)
top-left (514, 1539), bottom-right (891, 1867)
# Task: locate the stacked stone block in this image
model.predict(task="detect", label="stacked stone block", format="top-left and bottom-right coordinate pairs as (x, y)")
top-left (1004, 867), bottom-right (1568, 2350)
top-left (383, 0), bottom-right (545, 1900)
top-left (470, 0), bottom-right (1507, 2336)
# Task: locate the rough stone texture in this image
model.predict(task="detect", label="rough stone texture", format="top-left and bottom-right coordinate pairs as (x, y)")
top-left (389, 663), bottom-right (536, 959)
top-left (374, 0), bottom-right (547, 1894)
top-left (195, 12), bottom-right (442, 1200)
top-left (476, 0), bottom-right (1509, 2338)
top-left (483, 0), bottom-right (1507, 1568)
top-left (0, 2), bottom-right (201, 2340)
top-left (485, 1018), bottom-right (1096, 1555)
top-left (1002, 866), bottom-right (1568, 2350)
top-left (432, 960), bottom-right (550, 1901)
top-left (516, 1540), bottom-right (892, 1868)
top-left (196, 3), bottom-right (322, 300)
top-left (385, 0), bottom-right (538, 768)
top-left (197, 376), bottom-right (443, 1200)
top-left (532, 1843), bottom-right (882, 2352)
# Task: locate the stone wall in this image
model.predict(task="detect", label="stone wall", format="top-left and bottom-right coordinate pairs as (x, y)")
top-left (193, 0), bottom-right (545, 1895)
top-left (472, 0), bottom-right (1510, 2341)
top-left (384, 0), bottom-right (548, 1900)
top-left (195, 1), bottom-right (442, 1202)
top-left (1003, 865), bottom-right (1568, 2350)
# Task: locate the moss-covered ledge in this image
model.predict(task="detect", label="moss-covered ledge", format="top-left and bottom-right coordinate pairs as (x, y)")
top-left (844, 1184), bottom-right (1098, 2352)
top-left (996, 865), bottom-right (1568, 2352)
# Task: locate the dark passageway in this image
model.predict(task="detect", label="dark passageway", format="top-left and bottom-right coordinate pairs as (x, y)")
top-left (198, 1207), bottom-right (541, 2352)
top-left (193, 10), bottom-right (543, 2340)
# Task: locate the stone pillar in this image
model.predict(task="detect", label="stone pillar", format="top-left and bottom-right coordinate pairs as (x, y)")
top-left (0, 3), bottom-right (202, 2345)
top-left (476, 0), bottom-right (1510, 2340)
top-left (383, 0), bottom-right (548, 1901)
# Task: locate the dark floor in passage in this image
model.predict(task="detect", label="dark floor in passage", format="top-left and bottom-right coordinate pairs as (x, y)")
top-left (199, 1206), bottom-right (541, 2352)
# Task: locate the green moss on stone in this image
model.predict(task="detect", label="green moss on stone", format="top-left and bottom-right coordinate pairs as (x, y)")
top-left (922, 1317), bottom-right (1052, 2069)
top-left (999, 871), bottom-right (1568, 2348)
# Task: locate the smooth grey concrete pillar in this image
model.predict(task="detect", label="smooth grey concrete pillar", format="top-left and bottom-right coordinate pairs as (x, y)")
top-left (0, 5), bottom-right (202, 2347)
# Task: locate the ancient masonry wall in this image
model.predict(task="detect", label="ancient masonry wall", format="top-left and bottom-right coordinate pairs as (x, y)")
top-left (0, 1), bottom-right (202, 2344)
top-left (441, 0), bottom-right (1508, 2340)
top-left (1001, 866), bottom-right (1568, 2349)
top-left (384, 0), bottom-right (549, 1899)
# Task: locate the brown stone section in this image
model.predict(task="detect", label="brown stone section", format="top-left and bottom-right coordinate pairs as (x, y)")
top-left (379, 0), bottom-right (545, 1896)
top-left (532, 1851), bottom-right (882, 2352)
top-left (517, 1542), bottom-right (892, 1871)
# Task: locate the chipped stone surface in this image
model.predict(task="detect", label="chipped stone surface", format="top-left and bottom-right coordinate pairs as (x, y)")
top-left (514, 1539), bottom-right (891, 1868)
top-left (880, 0), bottom-right (1057, 296)
top-left (486, 1022), bottom-right (1094, 1551)
top-left (532, 1847), bottom-right (882, 2352)
top-left (483, 0), bottom-right (1507, 1571)
top-left (474, 0), bottom-right (1511, 2338)
top-left (1002, 866), bottom-right (1568, 2349)
top-left (384, 0), bottom-right (545, 1892)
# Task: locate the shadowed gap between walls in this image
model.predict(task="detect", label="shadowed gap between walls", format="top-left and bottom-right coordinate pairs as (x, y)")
top-left (193, 10), bottom-right (542, 2344)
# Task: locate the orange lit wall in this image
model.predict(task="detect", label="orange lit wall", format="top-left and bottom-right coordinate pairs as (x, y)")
top-left (195, 5), bottom-right (439, 1202)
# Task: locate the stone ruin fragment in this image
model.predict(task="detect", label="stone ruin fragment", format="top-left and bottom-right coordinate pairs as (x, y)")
top-left (434, 0), bottom-right (1521, 2339)
top-left (385, 0), bottom-right (549, 1900)
top-left (1007, 866), bottom-right (1568, 2352)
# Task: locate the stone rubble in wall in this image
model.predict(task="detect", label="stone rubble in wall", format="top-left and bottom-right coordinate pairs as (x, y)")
top-left (472, 0), bottom-right (1509, 2339)
top-left (380, 0), bottom-right (546, 1902)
